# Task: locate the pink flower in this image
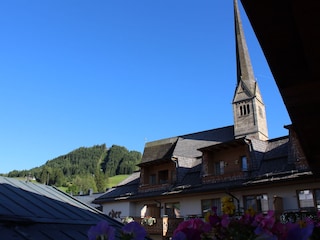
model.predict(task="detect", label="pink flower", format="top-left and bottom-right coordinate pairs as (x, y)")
top-left (173, 218), bottom-right (211, 240)
top-left (221, 214), bottom-right (231, 228)
top-left (254, 211), bottom-right (276, 236)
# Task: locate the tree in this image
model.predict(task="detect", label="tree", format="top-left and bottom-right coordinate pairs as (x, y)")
top-left (67, 175), bottom-right (97, 195)
top-left (94, 169), bottom-right (108, 193)
top-left (39, 166), bottom-right (52, 185)
top-left (104, 145), bottom-right (128, 177)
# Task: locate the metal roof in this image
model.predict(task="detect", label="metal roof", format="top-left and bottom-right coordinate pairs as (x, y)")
top-left (0, 177), bottom-right (125, 239)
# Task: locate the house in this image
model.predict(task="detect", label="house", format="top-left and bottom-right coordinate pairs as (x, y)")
top-left (93, 0), bottom-right (320, 238)
top-left (0, 176), bottom-right (150, 239)
top-left (73, 189), bottom-right (105, 211)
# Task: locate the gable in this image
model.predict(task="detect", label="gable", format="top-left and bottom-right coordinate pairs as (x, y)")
top-left (140, 137), bottom-right (178, 165)
top-left (174, 126), bottom-right (235, 159)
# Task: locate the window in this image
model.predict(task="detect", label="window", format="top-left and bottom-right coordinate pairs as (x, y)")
top-left (165, 202), bottom-right (180, 218)
top-left (214, 161), bottom-right (224, 175)
top-left (201, 198), bottom-right (221, 216)
top-left (239, 103), bottom-right (250, 116)
top-left (149, 174), bottom-right (156, 185)
top-left (241, 156), bottom-right (248, 171)
top-left (298, 189), bottom-right (320, 210)
top-left (158, 170), bottom-right (168, 184)
top-left (244, 194), bottom-right (268, 213)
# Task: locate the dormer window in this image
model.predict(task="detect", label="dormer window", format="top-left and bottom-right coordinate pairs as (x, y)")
top-left (140, 161), bottom-right (176, 188)
top-left (149, 174), bottom-right (156, 185)
top-left (159, 170), bottom-right (169, 184)
top-left (241, 156), bottom-right (248, 171)
top-left (214, 161), bottom-right (224, 175)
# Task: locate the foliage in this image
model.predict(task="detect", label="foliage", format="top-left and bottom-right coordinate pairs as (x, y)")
top-left (102, 145), bottom-right (141, 177)
top-left (67, 174), bottom-right (98, 195)
top-left (141, 216), bottom-right (156, 226)
top-left (95, 168), bottom-right (108, 193)
top-left (6, 144), bottom-right (141, 194)
top-left (122, 216), bottom-right (134, 224)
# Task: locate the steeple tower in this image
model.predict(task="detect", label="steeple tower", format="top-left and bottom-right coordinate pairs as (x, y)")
top-left (232, 0), bottom-right (268, 141)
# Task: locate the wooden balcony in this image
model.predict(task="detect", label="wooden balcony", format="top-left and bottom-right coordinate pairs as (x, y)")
top-left (132, 217), bottom-right (184, 238)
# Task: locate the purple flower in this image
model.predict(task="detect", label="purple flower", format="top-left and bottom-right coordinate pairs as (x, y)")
top-left (121, 221), bottom-right (147, 240)
top-left (87, 220), bottom-right (115, 240)
top-left (208, 214), bottom-right (221, 227)
top-left (221, 214), bottom-right (231, 228)
top-left (285, 219), bottom-right (314, 240)
top-left (254, 211), bottom-right (276, 237)
top-left (172, 231), bottom-right (187, 240)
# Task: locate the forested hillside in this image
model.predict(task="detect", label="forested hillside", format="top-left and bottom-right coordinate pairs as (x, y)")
top-left (6, 144), bottom-right (142, 194)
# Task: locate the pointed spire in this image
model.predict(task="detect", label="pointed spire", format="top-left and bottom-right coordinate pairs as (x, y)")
top-left (234, 0), bottom-right (255, 85)
top-left (232, 0), bottom-right (268, 141)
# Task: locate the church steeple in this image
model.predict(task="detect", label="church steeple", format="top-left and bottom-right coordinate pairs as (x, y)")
top-left (232, 0), bottom-right (268, 141)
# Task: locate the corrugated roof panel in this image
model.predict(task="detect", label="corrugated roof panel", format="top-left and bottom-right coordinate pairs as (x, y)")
top-left (0, 176), bottom-right (132, 240)
top-left (0, 182), bottom-right (102, 223)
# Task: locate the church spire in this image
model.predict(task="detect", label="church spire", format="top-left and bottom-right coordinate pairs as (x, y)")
top-left (234, 0), bottom-right (254, 85)
top-left (232, 0), bottom-right (268, 141)
top-left (233, 0), bottom-right (257, 99)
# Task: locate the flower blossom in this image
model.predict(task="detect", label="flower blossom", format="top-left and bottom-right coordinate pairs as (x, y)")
top-left (121, 221), bottom-right (147, 240)
top-left (87, 221), bottom-right (115, 240)
top-left (172, 218), bottom-right (211, 240)
top-left (285, 218), bottom-right (314, 240)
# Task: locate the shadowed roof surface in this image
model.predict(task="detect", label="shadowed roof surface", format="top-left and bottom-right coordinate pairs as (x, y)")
top-left (0, 176), bottom-right (131, 239)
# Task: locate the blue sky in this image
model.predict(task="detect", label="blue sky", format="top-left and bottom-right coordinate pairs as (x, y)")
top-left (0, 1), bottom-right (290, 174)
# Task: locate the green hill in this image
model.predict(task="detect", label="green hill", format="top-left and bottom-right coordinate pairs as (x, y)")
top-left (6, 144), bottom-right (141, 194)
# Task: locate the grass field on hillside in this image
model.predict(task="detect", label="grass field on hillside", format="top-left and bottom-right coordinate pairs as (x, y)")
top-left (107, 174), bottom-right (129, 188)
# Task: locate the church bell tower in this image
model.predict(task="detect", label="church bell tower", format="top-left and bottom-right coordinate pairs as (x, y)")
top-left (232, 0), bottom-right (268, 141)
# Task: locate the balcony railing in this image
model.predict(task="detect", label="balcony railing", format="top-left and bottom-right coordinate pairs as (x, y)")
top-left (130, 216), bottom-right (184, 237)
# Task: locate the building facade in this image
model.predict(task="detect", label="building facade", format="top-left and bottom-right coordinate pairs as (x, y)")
top-left (93, 0), bottom-right (320, 238)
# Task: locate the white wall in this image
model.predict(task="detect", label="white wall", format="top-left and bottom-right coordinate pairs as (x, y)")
top-left (102, 181), bottom-right (320, 221)
top-left (102, 201), bottom-right (131, 221)
top-left (179, 196), bottom-right (202, 217)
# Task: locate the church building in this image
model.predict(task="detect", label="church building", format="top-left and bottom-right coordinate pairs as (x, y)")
top-left (93, 0), bottom-right (319, 238)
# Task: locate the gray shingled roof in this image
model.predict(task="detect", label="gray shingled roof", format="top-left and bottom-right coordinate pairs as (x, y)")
top-left (140, 126), bottom-right (235, 166)
top-left (95, 134), bottom-right (312, 204)
top-left (0, 177), bottom-right (127, 239)
top-left (140, 137), bottom-right (178, 164)
top-left (73, 192), bottom-right (105, 209)
top-left (178, 164), bottom-right (202, 187)
top-left (257, 137), bottom-right (294, 175)
top-left (264, 137), bottom-right (289, 160)
top-left (174, 126), bottom-right (235, 158)
top-left (94, 173), bottom-right (140, 203)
